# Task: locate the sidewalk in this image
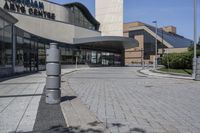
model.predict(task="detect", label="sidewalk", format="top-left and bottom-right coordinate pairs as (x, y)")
top-left (0, 67), bottom-right (107, 133)
top-left (139, 68), bottom-right (194, 80)
top-left (0, 72), bottom-right (45, 133)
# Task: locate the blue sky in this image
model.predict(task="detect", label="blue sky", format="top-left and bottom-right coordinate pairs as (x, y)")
top-left (50, 0), bottom-right (199, 40)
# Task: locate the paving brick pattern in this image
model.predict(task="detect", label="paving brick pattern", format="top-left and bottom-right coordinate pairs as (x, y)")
top-left (0, 68), bottom-right (87, 133)
top-left (66, 67), bottom-right (200, 133)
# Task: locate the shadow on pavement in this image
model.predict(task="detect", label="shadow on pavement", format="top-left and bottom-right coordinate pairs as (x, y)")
top-left (88, 121), bottom-right (103, 127)
top-left (47, 125), bottom-right (104, 133)
top-left (20, 124), bottom-right (106, 133)
top-left (111, 123), bottom-right (125, 127)
top-left (60, 96), bottom-right (77, 102)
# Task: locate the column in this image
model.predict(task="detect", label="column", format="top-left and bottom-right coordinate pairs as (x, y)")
top-left (12, 24), bottom-right (16, 74)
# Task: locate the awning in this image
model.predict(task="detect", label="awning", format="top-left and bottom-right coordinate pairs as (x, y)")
top-left (73, 36), bottom-right (138, 53)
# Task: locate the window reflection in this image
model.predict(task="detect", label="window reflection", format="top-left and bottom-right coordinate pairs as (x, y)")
top-left (38, 42), bottom-right (46, 70)
top-left (75, 50), bottom-right (121, 66)
top-left (68, 6), bottom-right (96, 30)
top-left (129, 30), bottom-right (166, 60)
top-left (0, 17), bottom-right (13, 77)
top-left (15, 27), bottom-right (49, 73)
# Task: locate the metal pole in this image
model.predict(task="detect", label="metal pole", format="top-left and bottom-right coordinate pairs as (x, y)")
top-left (193, 0), bottom-right (197, 79)
top-left (75, 56), bottom-right (78, 69)
top-left (155, 22), bottom-right (158, 69)
top-left (141, 48), bottom-right (144, 69)
top-left (162, 30), bottom-right (164, 55)
top-left (167, 49), bottom-right (170, 72)
top-left (12, 24), bottom-right (16, 74)
top-left (153, 21), bottom-right (158, 69)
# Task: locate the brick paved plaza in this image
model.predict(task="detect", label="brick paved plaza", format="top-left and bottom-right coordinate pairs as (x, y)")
top-left (66, 67), bottom-right (200, 133)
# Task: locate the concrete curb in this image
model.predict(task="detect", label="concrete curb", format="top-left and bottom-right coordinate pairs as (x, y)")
top-left (152, 69), bottom-right (191, 77)
top-left (139, 69), bottom-right (194, 80)
top-left (61, 70), bottom-right (77, 76)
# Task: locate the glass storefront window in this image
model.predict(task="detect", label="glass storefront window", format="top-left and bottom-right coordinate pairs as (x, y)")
top-left (96, 52), bottom-right (101, 64)
top-left (16, 28), bottom-right (40, 73)
top-left (0, 17), bottom-right (12, 68)
top-left (91, 51), bottom-right (97, 64)
top-left (23, 38), bottom-right (30, 72)
top-left (38, 42), bottom-right (46, 70)
top-left (15, 27), bottom-right (52, 72)
top-left (15, 35), bottom-right (24, 73)
top-left (3, 24), bottom-right (122, 76)
top-left (79, 49), bottom-right (86, 64)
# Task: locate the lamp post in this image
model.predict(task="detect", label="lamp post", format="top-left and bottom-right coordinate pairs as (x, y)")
top-left (193, 0), bottom-right (197, 79)
top-left (153, 21), bottom-right (158, 69)
top-left (141, 48), bottom-right (144, 69)
top-left (75, 50), bottom-right (80, 70)
top-left (75, 55), bottom-right (78, 70)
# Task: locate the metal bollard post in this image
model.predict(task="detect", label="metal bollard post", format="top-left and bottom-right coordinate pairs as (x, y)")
top-left (142, 61), bottom-right (145, 70)
top-left (195, 57), bottom-right (200, 81)
top-left (193, 58), bottom-right (197, 79)
top-left (153, 56), bottom-right (156, 69)
top-left (45, 43), bottom-right (61, 104)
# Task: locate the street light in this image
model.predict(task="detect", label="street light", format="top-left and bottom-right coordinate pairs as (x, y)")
top-left (193, 0), bottom-right (197, 79)
top-left (153, 21), bottom-right (158, 69)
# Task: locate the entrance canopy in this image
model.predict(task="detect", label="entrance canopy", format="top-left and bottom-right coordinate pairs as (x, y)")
top-left (73, 36), bottom-right (138, 53)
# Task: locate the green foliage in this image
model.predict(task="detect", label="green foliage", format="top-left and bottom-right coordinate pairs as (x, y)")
top-left (162, 45), bottom-right (200, 69)
top-left (197, 50), bottom-right (200, 56)
top-left (161, 52), bottom-right (193, 69)
top-left (158, 68), bottom-right (192, 75)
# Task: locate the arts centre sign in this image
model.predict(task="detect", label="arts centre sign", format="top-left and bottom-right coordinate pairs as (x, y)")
top-left (4, 0), bottom-right (56, 20)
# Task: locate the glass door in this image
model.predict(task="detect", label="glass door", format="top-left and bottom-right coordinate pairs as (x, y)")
top-left (23, 39), bottom-right (38, 72)
top-left (30, 40), bottom-right (38, 72)
top-left (23, 39), bottom-right (30, 72)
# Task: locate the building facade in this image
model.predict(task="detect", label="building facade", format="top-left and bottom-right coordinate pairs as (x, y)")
top-left (124, 22), bottom-right (193, 65)
top-left (0, 0), bottom-right (137, 78)
top-left (95, 0), bottom-right (123, 36)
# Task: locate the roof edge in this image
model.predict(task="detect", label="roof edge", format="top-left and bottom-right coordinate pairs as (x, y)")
top-left (0, 7), bottom-right (18, 23)
top-left (73, 36), bottom-right (139, 49)
top-left (74, 36), bottom-right (137, 44)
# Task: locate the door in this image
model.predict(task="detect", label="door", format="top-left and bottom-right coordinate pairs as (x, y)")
top-left (30, 40), bottom-right (38, 72)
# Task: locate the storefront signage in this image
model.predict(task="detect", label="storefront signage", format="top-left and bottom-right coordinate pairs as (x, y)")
top-left (4, 0), bottom-right (56, 20)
